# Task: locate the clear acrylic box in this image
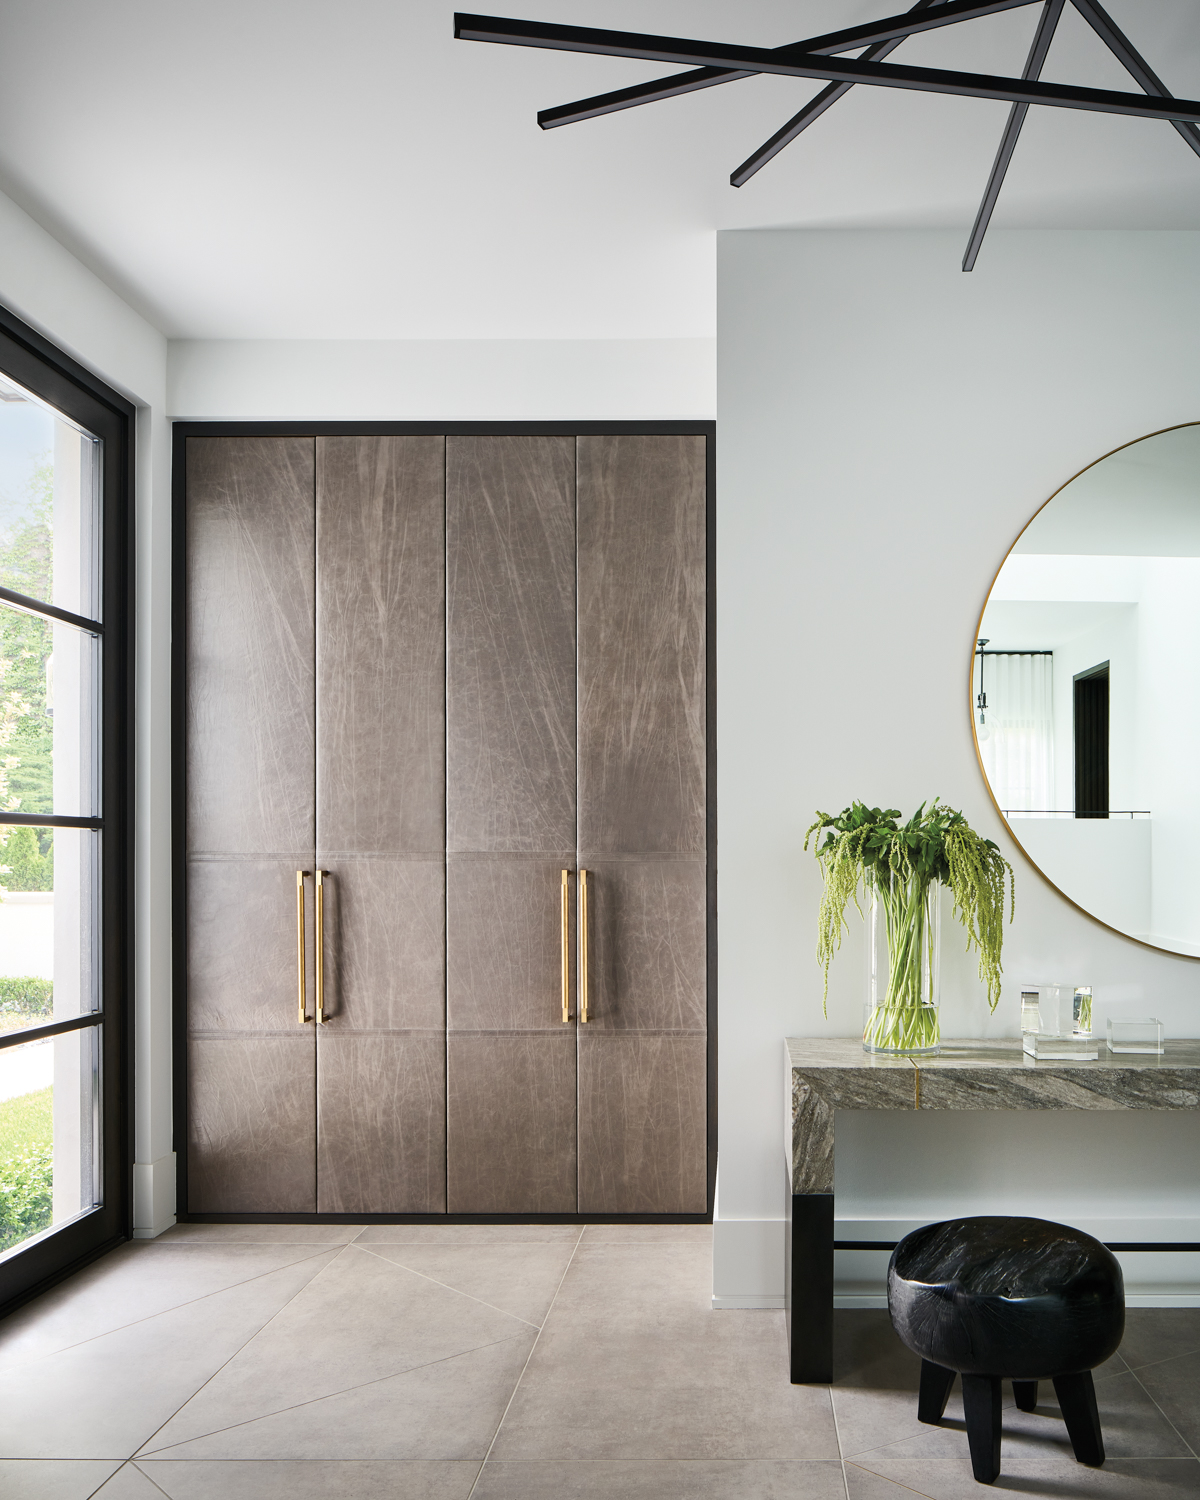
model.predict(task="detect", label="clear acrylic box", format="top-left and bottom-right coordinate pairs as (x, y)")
top-left (1107, 1019), bottom-right (1165, 1055)
top-left (1019, 983), bottom-right (1074, 1037)
top-left (1023, 1032), bottom-right (1099, 1061)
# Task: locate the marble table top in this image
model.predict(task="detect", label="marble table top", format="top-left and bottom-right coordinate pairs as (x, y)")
top-left (785, 1037), bottom-right (1200, 1194)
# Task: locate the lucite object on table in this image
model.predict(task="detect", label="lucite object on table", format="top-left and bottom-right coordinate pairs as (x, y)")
top-left (1019, 983), bottom-right (1071, 1036)
top-left (1107, 1018), bottom-right (1165, 1054)
top-left (1019, 982), bottom-right (1093, 1040)
top-left (864, 874), bottom-right (940, 1055)
top-left (1023, 1031), bottom-right (1099, 1061)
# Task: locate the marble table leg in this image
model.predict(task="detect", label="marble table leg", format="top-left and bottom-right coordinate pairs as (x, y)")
top-left (787, 1184), bottom-right (834, 1383)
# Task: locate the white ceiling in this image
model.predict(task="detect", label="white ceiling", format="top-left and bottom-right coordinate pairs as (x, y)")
top-left (1, 0), bottom-right (1198, 338)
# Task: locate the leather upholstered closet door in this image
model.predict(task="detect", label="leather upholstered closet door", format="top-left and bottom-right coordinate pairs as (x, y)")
top-left (185, 434), bottom-right (448, 1214)
top-left (183, 428), bottom-right (709, 1218)
top-left (314, 436), bottom-right (447, 1213)
top-left (185, 436), bottom-right (318, 1211)
top-left (445, 436), bottom-right (578, 1213)
top-left (576, 436), bottom-right (708, 1214)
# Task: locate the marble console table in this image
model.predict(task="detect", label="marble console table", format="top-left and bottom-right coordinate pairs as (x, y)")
top-left (784, 1036), bottom-right (1200, 1384)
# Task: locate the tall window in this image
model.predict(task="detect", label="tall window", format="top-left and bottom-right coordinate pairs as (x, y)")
top-left (976, 652), bottom-right (1054, 816)
top-left (0, 308), bottom-right (130, 1310)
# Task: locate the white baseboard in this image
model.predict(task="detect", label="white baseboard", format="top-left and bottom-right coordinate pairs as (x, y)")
top-left (132, 1152), bottom-right (177, 1239)
top-left (713, 1215), bottom-right (1200, 1309)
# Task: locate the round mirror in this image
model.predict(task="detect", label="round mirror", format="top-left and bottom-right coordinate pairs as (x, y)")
top-left (974, 422), bottom-right (1200, 957)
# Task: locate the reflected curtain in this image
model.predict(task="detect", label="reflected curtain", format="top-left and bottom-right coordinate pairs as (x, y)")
top-left (978, 653), bottom-right (1054, 814)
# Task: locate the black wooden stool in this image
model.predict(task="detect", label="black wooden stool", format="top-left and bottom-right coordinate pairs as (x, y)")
top-left (887, 1216), bottom-right (1125, 1484)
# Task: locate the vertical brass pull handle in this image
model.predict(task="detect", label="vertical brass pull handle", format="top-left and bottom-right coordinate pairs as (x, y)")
top-left (561, 869), bottom-right (570, 1023)
top-left (315, 869), bottom-right (326, 1025)
top-left (579, 868), bottom-right (589, 1024)
top-left (296, 870), bottom-right (311, 1024)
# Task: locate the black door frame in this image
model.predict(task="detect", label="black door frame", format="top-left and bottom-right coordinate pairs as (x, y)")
top-left (172, 420), bottom-right (717, 1225)
top-left (0, 302), bottom-right (135, 1316)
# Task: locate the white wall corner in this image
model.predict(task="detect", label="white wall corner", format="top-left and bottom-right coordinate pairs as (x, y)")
top-left (132, 1153), bottom-right (177, 1239)
top-left (712, 1218), bottom-right (787, 1309)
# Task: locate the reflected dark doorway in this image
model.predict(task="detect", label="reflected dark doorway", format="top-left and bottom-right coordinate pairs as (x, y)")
top-left (1074, 663), bottom-right (1110, 819)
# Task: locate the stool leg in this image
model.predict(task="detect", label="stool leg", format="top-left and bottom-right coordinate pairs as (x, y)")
top-left (1012, 1380), bottom-right (1038, 1412)
top-left (1052, 1371), bottom-right (1105, 1467)
top-left (961, 1374), bottom-right (1003, 1484)
top-left (918, 1360), bottom-right (956, 1424)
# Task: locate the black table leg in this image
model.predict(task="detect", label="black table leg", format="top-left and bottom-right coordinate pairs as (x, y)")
top-left (1012, 1380), bottom-right (1038, 1412)
top-left (787, 1190), bottom-right (834, 1383)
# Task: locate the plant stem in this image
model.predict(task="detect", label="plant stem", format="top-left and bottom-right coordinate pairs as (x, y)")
top-left (864, 876), bottom-right (940, 1053)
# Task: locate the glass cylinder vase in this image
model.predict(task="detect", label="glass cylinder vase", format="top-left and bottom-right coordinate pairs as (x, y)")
top-left (864, 872), bottom-right (941, 1055)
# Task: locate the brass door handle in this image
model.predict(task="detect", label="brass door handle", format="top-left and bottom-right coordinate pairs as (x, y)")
top-left (578, 868), bottom-right (589, 1024)
top-left (315, 869), bottom-right (327, 1025)
top-left (561, 869), bottom-right (570, 1023)
top-left (296, 870), bottom-right (311, 1024)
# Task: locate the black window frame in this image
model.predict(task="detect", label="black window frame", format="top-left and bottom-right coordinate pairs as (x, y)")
top-left (0, 302), bottom-right (134, 1314)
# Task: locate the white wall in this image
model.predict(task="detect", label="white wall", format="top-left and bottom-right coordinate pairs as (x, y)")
top-left (0, 186), bottom-right (175, 1237)
top-left (1012, 819), bottom-right (1150, 941)
top-left (716, 229), bottom-right (1200, 1307)
top-left (168, 339), bottom-right (716, 421)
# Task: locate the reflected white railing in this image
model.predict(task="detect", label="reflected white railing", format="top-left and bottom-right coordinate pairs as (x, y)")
top-left (1003, 809), bottom-right (1151, 819)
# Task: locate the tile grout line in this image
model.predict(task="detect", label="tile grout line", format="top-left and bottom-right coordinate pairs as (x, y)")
top-left (351, 1241), bottom-right (542, 1330)
top-left (465, 1223), bottom-right (587, 1500)
top-left (138, 1330), bottom-right (531, 1457)
top-left (844, 1459), bottom-right (938, 1500)
top-left (80, 1461), bottom-right (134, 1500)
top-left (128, 1461), bottom-right (174, 1499)
top-left (1127, 1364), bottom-right (1200, 1459)
top-left (0, 1243), bottom-right (341, 1374)
top-left (827, 1377), bottom-right (852, 1500)
top-left (130, 1239), bottom-right (359, 1458)
top-left (1120, 1343), bottom-right (1200, 1378)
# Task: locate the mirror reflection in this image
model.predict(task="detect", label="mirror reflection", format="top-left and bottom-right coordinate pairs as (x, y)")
top-left (975, 422), bottom-right (1200, 956)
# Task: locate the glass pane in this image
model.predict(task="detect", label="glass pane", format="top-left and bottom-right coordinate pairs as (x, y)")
top-left (0, 1024), bottom-right (100, 1257)
top-left (0, 370), bottom-right (100, 621)
top-left (0, 828), bottom-right (99, 1037)
top-left (0, 602), bottom-right (99, 819)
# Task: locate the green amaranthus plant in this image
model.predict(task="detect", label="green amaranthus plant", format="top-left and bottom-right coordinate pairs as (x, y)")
top-left (804, 800), bottom-right (1014, 1052)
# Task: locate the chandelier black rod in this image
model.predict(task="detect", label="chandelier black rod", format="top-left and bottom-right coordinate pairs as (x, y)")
top-left (536, 0), bottom-right (988, 132)
top-left (729, 0), bottom-right (950, 188)
top-left (454, 14), bottom-right (1200, 125)
top-left (963, 0), bottom-right (1064, 272)
top-left (1070, 0), bottom-right (1200, 159)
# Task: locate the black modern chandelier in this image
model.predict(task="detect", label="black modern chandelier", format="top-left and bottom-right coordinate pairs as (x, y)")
top-left (454, 1), bottom-right (1200, 270)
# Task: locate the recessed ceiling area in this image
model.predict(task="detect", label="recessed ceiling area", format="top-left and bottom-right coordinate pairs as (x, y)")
top-left (981, 599), bottom-right (1134, 650)
top-left (1016, 424), bottom-right (1200, 556)
top-left (0, 0), bottom-right (1197, 338)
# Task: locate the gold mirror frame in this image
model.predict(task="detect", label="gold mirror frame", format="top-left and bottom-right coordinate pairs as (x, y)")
top-left (971, 420), bottom-right (1200, 960)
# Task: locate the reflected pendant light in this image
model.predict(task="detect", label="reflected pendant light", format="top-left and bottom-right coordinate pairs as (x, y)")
top-left (976, 638), bottom-right (993, 742)
top-left (455, 0), bottom-right (1200, 270)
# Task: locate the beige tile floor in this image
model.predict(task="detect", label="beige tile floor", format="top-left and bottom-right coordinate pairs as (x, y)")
top-left (0, 1223), bottom-right (1197, 1498)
